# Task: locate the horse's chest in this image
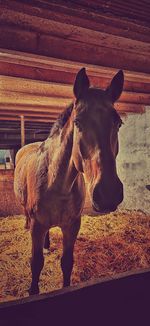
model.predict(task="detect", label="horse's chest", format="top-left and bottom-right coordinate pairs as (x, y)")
top-left (37, 192), bottom-right (81, 227)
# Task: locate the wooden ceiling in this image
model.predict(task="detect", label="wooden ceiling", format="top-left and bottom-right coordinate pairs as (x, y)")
top-left (0, 0), bottom-right (150, 147)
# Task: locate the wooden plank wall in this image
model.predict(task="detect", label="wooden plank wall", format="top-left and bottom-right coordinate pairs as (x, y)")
top-left (0, 269), bottom-right (150, 326)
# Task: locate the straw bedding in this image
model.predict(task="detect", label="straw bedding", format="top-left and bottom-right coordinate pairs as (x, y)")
top-left (0, 210), bottom-right (150, 303)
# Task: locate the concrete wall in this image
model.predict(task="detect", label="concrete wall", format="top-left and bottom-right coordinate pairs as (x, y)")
top-left (117, 107), bottom-right (150, 214)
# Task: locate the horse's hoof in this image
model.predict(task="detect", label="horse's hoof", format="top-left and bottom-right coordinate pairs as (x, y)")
top-left (28, 287), bottom-right (39, 296)
top-left (43, 248), bottom-right (50, 255)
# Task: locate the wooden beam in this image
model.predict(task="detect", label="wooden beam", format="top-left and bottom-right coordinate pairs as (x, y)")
top-left (1, 8), bottom-right (150, 56)
top-left (119, 92), bottom-right (150, 105)
top-left (0, 268), bottom-right (150, 326)
top-left (1, 76), bottom-right (150, 105)
top-left (0, 76), bottom-right (73, 98)
top-left (0, 133), bottom-right (48, 141)
top-left (0, 51), bottom-right (149, 121)
top-left (0, 103), bottom-right (145, 117)
top-left (1, 49), bottom-right (150, 84)
top-left (115, 103), bottom-right (145, 113)
top-left (0, 91), bottom-right (71, 108)
top-left (0, 127), bottom-right (49, 133)
top-left (0, 115), bottom-right (56, 123)
top-left (0, 105), bottom-right (65, 115)
top-left (1, 0), bottom-right (150, 43)
top-left (0, 121), bottom-right (52, 128)
top-left (0, 25), bottom-right (150, 73)
top-left (20, 115), bottom-right (25, 147)
top-left (39, 34), bottom-right (150, 73)
top-left (0, 138), bottom-right (45, 147)
top-left (1, 62), bottom-right (150, 94)
top-left (0, 103), bottom-right (146, 119)
top-left (0, 111), bottom-right (54, 122)
top-left (0, 109), bottom-right (58, 119)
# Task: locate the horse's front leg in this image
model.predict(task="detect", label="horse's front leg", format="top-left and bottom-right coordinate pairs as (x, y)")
top-left (61, 218), bottom-right (81, 287)
top-left (24, 209), bottom-right (31, 230)
top-left (43, 231), bottom-right (50, 254)
top-left (29, 219), bottom-right (47, 295)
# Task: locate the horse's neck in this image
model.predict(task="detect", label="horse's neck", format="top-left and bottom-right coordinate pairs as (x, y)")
top-left (47, 119), bottom-right (78, 193)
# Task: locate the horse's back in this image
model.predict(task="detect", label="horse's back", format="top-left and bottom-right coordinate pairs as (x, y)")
top-left (14, 142), bottom-right (42, 206)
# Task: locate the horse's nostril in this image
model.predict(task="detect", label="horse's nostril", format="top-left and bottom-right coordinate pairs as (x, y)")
top-left (108, 205), bottom-right (117, 212)
top-left (92, 201), bottom-right (117, 214)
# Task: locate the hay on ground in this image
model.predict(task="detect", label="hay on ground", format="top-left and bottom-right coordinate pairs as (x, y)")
top-left (0, 210), bottom-right (150, 303)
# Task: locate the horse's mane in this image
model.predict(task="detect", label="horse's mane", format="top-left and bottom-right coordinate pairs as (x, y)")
top-left (49, 103), bottom-right (74, 137)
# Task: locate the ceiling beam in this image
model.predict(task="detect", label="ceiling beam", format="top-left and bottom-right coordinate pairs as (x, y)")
top-left (0, 102), bottom-right (145, 117)
top-left (0, 25), bottom-right (150, 73)
top-left (1, 50), bottom-right (150, 96)
top-left (1, 0), bottom-right (150, 42)
top-left (0, 50), bottom-right (149, 123)
top-left (0, 115), bottom-right (55, 123)
top-left (0, 71), bottom-right (148, 121)
top-left (1, 10), bottom-right (150, 56)
top-left (1, 49), bottom-right (150, 82)
top-left (0, 90), bottom-right (71, 108)
top-left (0, 75), bottom-right (73, 98)
top-left (1, 76), bottom-right (150, 105)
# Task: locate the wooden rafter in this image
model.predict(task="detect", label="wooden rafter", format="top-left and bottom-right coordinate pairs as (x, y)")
top-left (1, 76), bottom-right (150, 105)
top-left (0, 0), bottom-right (150, 148)
top-left (1, 0), bottom-right (150, 41)
top-left (1, 49), bottom-right (150, 82)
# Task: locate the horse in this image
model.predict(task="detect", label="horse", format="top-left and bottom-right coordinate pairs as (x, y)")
top-left (14, 68), bottom-right (124, 295)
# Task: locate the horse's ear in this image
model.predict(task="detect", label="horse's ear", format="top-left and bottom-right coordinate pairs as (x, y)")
top-left (73, 68), bottom-right (90, 99)
top-left (106, 70), bottom-right (124, 103)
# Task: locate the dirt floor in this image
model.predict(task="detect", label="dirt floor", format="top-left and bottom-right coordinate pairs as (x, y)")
top-left (0, 210), bottom-right (150, 303)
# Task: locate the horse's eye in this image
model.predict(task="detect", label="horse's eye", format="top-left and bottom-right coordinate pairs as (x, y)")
top-left (74, 118), bottom-right (82, 131)
top-left (113, 117), bottom-right (123, 130)
top-left (115, 121), bottom-right (122, 131)
top-left (118, 119), bottom-right (123, 129)
top-left (112, 109), bottom-right (123, 129)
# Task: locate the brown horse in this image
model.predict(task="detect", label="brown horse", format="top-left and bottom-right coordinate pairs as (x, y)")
top-left (14, 68), bottom-right (124, 295)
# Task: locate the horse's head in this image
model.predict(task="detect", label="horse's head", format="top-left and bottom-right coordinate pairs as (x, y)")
top-left (72, 68), bottom-right (124, 214)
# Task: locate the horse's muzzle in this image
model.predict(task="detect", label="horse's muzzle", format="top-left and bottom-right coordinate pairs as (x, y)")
top-left (92, 177), bottom-right (123, 214)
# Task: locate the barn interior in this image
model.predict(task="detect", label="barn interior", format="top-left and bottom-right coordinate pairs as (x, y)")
top-left (0, 0), bottom-right (150, 304)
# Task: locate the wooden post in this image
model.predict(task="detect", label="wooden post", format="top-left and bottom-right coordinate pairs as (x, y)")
top-left (20, 115), bottom-right (25, 147)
